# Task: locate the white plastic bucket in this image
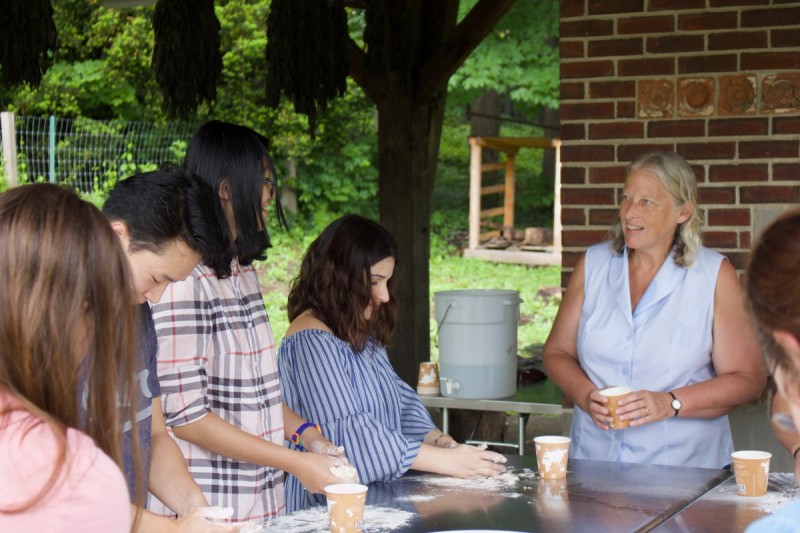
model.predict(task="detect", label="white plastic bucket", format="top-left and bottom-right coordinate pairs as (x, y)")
top-left (434, 289), bottom-right (520, 399)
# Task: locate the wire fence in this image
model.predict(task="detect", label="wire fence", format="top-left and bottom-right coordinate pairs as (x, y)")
top-left (1, 113), bottom-right (198, 192)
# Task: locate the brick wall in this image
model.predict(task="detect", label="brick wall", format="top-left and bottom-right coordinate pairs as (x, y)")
top-left (559, 0), bottom-right (800, 287)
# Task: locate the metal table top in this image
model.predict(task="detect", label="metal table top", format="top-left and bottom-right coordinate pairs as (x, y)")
top-left (652, 473), bottom-right (799, 533)
top-left (267, 456), bottom-right (732, 533)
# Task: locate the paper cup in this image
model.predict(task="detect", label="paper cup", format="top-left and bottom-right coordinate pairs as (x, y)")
top-left (325, 483), bottom-right (368, 533)
top-left (417, 361), bottom-right (440, 396)
top-left (732, 450), bottom-right (771, 497)
top-left (534, 436), bottom-right (570, 479)
top-left (599, 386), bottom-right (633, 429)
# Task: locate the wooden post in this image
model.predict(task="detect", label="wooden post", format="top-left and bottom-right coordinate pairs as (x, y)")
top-left (468, 137), bottom-right (482, 250)
top-left (1, 111), bottom-right (19, 187)
top-left (553, 139), bottom-right (562, 254)
top-left (503, 151), bottom-right (516, 232)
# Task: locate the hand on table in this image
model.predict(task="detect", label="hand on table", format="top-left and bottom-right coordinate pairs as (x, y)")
top-left (445, 443), bottom-right (507, 478)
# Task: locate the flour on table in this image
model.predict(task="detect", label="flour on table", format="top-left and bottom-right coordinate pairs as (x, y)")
top-left (410, 469), bottom-right (524, 491)
top-left (265, 505), bottom-right (414, 532)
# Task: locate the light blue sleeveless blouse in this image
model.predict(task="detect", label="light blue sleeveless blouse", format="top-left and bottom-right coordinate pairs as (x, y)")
top-left (571, 242), bottom-right (733, 469)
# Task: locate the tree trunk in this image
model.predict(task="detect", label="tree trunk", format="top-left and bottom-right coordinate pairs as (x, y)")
top-left (378, 90), bottom-right (447, 386)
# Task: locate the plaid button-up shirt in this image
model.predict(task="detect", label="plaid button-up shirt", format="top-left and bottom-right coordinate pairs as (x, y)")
top-left (148, 260), bottom-right (285, 522)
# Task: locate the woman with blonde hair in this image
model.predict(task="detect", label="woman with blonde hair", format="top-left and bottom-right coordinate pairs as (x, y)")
top-left (544, 151), bottom-right (765, 469)
top-left (0, 184), bottom-right (139, 531)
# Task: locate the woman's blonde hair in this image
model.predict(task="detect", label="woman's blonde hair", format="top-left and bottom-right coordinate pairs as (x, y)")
top-left (609, 151), bottom-right (703, 267)
top-left (0, 184), bottom-right (139, 512)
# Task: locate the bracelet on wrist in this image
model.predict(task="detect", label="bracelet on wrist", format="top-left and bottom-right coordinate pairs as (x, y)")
top-left (793, 445), bottom-right (800, 459)
top-left (290, 421), bottom-right (321, 451)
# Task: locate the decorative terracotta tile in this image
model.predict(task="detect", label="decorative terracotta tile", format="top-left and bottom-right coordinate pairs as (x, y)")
top-left (761, 73), bottom-right (800, 114)
top-left (678, 77), bottom-right (714, 117)
top-left (638, 79), bottom-right (674, 118)
top-left (718, 75), bottom-right (756, 116)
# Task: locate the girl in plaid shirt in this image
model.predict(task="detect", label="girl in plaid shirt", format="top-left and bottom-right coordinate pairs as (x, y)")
top-left (149, 121), bottom-right (349, 523)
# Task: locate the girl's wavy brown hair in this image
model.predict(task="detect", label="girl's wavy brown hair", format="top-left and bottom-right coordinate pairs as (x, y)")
top-left (0, 184), bottom-right (139, 513)
top-left (745, 207), bottom-right (800, 386)
top-left (288, 214), bottom-right (397, 352)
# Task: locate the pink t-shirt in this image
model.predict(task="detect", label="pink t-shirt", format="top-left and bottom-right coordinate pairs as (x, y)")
top-left (0, 393), bottom-right (130, 532)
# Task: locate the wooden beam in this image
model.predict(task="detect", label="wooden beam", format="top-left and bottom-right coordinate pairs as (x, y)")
top-left (416, 0), bottom-right (517, 106)
top-left (468, 137), bottom-right (482, 250)
top-left (481, 184), bottom-right (505, 195)
top-left (504, 153), bottom-right (515, 228)
top-left (346, 38), bottom-right (380, 103)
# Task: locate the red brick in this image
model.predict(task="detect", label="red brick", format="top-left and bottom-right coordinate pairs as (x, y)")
top-left (702, 231), bottom-right (739, 248)
top-left (562, 251), bottom-right (582, 270)
top-left (740, 231), bottom-right (751, 250)
top-left (588, 0), bottom-right (644, 14)
top-left (590, 81), bottom-right (635, 99)
top-left (679, 54), bottom-right (738, 74)
top-left (618, 143), bottom-right (676, 162)
top-left (741, 185), bottom-right (800, 203)
top-left (618, 15), bottom-right (674, 35)
top-left (707, 208), bottom-right (751, 226)
top-left (562, 187), bottom-right (616, 205)
top-left (563, 229), bottom-right (609, 247)
top-left (677, 142), bottom-right (736, 160)
top-left (710, 0), bottom-right (771, 6)
top-left (647, 35), bottom-right (704, 54)
top-left (562, 145), bottom-right (615, 163)
top-left (588, 38), bottom-right (643, 58)
top-left (617, 101), bottom-right (637, 119)
top-left (562, 102), bottom-right (615, 121)
top-left (773, 163), bottom-right (800, 181)
top-left (560, 0), bottom-right (585, 18)
top-left (560, 19), bottom-right (614, 38)
top-left (774, 117), bottom-right (800, 135)
top-left (560, 40), bottom-right (584, 59)
top-left (698, 186), bottom-right (736, 204)
top-left (651, 0), bottom-right (705, 9)
top-left (589, 165), bottom-right (626, 184)
top-left (648, 120), bottom-right (705, 138)
top-left (589, 121), bottom-right (645, 140)
top-left (772, 29), bottom-right (800, 48)
top-left (589, 208), bottom-right (619, 226)
top-left (741, 7), bottom-right (800, 28)
top-left (561, 207), bottom-right (586, 225)
top-left (741, 52), bottom-right (800, 70)
top-left (709, 164), bottom-right (768, 182)
top-left (679, 12), bottom-right (738, 31)
top-left (709, 31), bottom-right (768, 51)
top-left (560, 123), bottom-right (586, 141)
top-left (723, 251), bottom-right (748, 271)
top-left (562, 60), bottom-right (615, 79)
top-left (561, 166), bottom-right (586, 185)
top-left (739, 141), bottom-right (799, 159)
top-left (708, 118), bottom-right (768, 137)
top-left (561, 82), bottom-right (585, 100)
top-left (619, 57), bottom-right (675, 77)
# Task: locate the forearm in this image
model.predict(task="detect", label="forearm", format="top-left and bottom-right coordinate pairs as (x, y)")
top-left (411, 444), bottom-right (453, 476)
top-left (171, 411), bottom-right (304, 474)
top-left (132, 505), bottom-right (176, 533)
top-left (148, 433), bottom-right (207, 516)
top-left (674, 372), bottom-right (765, 418)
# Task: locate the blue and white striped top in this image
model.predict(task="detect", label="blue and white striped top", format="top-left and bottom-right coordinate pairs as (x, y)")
top-left (278, 329), bottom-right (435, 512)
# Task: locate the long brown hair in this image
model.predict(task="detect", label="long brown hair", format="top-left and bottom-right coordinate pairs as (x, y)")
top-left (745, 208), bottom-right (800, 382)
top-left (0, 184), bottom-right (139, 512)
top-left (287, 214), bottom-right (397, 352)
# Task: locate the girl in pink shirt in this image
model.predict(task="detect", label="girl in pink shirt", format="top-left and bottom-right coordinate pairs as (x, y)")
top-left (0, 184), bottom-right (139, 531)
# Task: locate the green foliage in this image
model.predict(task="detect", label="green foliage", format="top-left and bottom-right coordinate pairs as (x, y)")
top-left (449, 0), bottom-right (560, 111)
top-left (10, 60), bottom-right (140, 119)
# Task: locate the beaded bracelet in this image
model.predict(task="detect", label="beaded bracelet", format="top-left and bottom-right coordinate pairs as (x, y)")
top-left (291, 421), bottom-right (321, 452)
top-left (433, 433), bottom-right (450, 447)
top-left (793, 445), bottom-right (800, 460)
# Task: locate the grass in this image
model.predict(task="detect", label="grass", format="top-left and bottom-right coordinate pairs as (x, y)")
top-left (258, 229), bottom-right (561, 357)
